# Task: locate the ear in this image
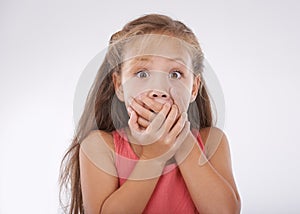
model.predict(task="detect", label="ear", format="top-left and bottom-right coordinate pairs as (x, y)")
top-left (190, 74), bottom-right (201, 103)
top-left (112, 72), bottom-right (124, 102)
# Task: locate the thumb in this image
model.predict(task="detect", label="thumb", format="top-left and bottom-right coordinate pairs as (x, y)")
top-left (128, 111), bottom-right (140, 132)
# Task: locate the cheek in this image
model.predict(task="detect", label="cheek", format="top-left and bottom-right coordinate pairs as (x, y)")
top-left (170, 82), bottom-right (192, 113)
top-left (172, 90), bottom-right (190, 112)
top-left (122, 78), bottom-right (150, 107)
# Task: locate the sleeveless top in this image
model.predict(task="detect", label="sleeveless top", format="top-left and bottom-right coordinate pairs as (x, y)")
top-left (112, 128), bottom-right (205, 214)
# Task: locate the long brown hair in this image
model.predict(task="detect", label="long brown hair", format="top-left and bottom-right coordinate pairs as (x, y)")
top-left (59, 13), bottom-right (215, 214)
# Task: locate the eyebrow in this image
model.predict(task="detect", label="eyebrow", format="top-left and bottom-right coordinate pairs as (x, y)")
top-left (128, 56), bottom-right (187, 66)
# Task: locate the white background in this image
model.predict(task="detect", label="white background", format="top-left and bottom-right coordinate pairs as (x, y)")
top-left (1, 0), bottom-right (300, 213)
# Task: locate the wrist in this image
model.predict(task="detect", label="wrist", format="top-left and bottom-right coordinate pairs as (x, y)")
top-left (128, 158), bottom-right (165, 180)
top-left (174, 131), bottom-right (196, 165)
top-left (139, 153), bottom-right (168, 166)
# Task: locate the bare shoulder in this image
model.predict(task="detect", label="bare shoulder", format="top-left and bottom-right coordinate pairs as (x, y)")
top-left (199, 126), bottom-right (230, 158)
top-left (79, 130), bottom-right (119, 213)
top-left (82, 129), bottom-right (115, 151)
top-left (199, 126), bottom-right (227, 146)
top-left (199, 127), bottom-right (226, 144)
top-left (79, 129), bottom-right (118, 177)
top-left (199, 127), bottom-right (240, 207)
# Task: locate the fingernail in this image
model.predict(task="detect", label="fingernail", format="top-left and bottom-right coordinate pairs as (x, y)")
top-left (127, 107), bottom-right (132, 114)
top-left (127, 107), bottom-right (133, 114)
top-left (137, 94), bottom-right (143, 100)
top-left (165, 103), bottom-right (171, 108)
top-left (130, 110), bottom-right (136, 118)
top-left (128, 96), bottom-right (133, 104)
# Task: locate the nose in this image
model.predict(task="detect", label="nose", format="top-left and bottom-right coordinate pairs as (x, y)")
top-left (149, 90), bottom-right (169, 99)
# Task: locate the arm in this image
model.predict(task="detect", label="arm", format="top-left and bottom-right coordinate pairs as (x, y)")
top-left (176, 127), bottom-right (241, 214)
top-left (80, 102), bottom-right (188, 214)
top-left (102, 102), bottom-right (190, 213)
top-left (79, 130), bottom-right (118, 213)
top-left (79, 130), bottom-right (165, 214)
top-left (101, 103), bottom-right (189, 213)
top-left (128, 96), bottom-right (241, 213)
top-left (101, 160), bottom-right (165, 214)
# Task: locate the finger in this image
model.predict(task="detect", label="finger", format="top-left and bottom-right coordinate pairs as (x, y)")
top-left (128, 111), bottom-right (141, 132)
top-left (128, 105), bottom-right (151, 128)
top-left (157, 104), bottom-right (178, 138)
top-left (173, 121), bottom-right (193, 164)
top-left (137, 116), bottom-right (150, 128)
top-left (162, 112), bottom-right (186, 145)
top-left (147, 103), bottom-right (171, 132)
top-left (172, 121), bottom-right (190, 150)
top-left (168, 112), bottom-right (188, 139)
top-left (138, 94), bottom-right (164, 113)
top-left (158, 122), bottom-right (190, 161)
top-left (130, 97), bottom-right (156, 121)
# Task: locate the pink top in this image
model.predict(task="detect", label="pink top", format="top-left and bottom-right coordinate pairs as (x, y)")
top-left (112, 128), bottom-right (205, 214)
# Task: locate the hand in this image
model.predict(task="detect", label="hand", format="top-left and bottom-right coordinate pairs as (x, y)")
top-left (128, 97), bottom-right (190, 163)
top-left (127, 87), bottom-right (187, 127)
top-left (174, 131), bottom-right (197, 165)
top-left (127, 94), bottom-right (170, 129)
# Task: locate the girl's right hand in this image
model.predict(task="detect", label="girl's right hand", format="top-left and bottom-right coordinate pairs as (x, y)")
top-left (128, 99), bottom-right (190, 163)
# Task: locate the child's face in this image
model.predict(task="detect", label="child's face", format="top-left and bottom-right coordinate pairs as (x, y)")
top-left (113, 34), bottom-right (200, 114)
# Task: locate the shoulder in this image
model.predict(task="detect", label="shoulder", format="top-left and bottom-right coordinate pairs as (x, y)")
top-left (81, 129), bottom-right (115, 151)
top-left (79, 130), bottom-right (118, 176)
top-left (199, 126), bottom-right (228, 144)
top-left (199, 126), bottom-right (230, 157)
top-left (199, 127), bottom-right (240, 207)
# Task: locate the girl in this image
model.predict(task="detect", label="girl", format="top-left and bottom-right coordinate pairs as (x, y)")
top-left (59, 14), bottom-right (241, 214)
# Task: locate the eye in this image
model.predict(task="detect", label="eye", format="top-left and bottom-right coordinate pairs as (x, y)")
top-left (136, 70), bottom-right (150, 78)
top-left (169, 70), bottom-right (182, 79)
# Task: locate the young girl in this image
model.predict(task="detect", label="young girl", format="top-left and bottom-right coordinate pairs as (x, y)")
top-left (59, 14), bottom-right (241, 214)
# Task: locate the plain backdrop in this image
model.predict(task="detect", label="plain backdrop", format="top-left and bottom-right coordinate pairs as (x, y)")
top-left (1, 0), bottom-right (300, 213)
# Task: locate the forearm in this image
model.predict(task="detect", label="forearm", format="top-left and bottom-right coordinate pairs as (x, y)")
top-left (101, 159), bottom-right (165, 214)
top-left (177, 133), bottom-right (240, 214)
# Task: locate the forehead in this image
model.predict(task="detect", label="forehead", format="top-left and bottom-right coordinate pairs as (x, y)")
top-left (122, 34), bottom-right (193, 66)
top-left (124, 56), bottom-right (187, 69)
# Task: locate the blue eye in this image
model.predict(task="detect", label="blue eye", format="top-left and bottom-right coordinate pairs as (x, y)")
top-left (136, 70), bottom-right (150, 78)
top-left (169, 71), bottom-right (182, 79)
